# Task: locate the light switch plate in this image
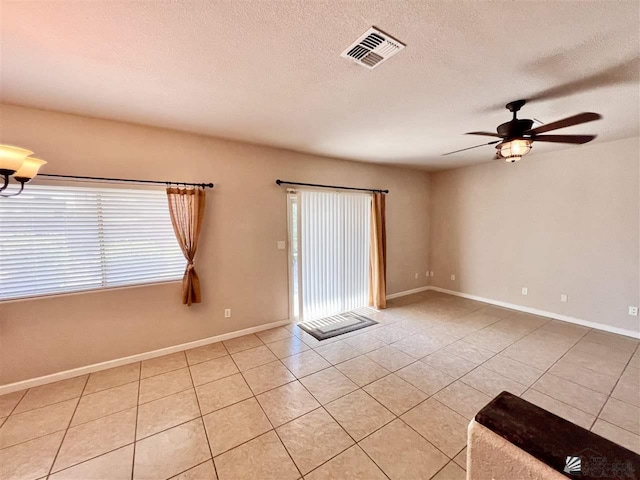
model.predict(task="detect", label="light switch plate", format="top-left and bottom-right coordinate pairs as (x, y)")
top-left (450, 275), bottom-right (455, 280)
top-left (277, 241), bottom-right (286, 250)
top-left (521, 287), bottom-right (528, 295)
top-left (560, 294), bottom-right (568, 303)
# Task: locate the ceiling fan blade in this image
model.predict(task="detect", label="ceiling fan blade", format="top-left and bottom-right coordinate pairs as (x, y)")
top-left (442, 140), bottom-right (500, 156)
top-left (526, 57), bottom-right (639, 104)
top-left (465, 131), bottom-right (502, 137)
top-left (532, 134), bottom-right (596, 144)
top-left (527, 112), bottom-right (601, 134)
top-left (481, 57), bottom-right (639, 111)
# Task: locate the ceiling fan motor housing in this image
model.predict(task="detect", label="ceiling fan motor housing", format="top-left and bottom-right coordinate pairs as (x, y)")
top-left (497, 119), bottom-right (534, 139)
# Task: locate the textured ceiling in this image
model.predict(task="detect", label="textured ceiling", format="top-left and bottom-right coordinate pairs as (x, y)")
top-left (1, 0), bottom-right (638, 170)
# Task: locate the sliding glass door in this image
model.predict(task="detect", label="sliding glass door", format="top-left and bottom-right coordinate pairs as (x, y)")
top-left (288, 189), bottom-right (371, 321)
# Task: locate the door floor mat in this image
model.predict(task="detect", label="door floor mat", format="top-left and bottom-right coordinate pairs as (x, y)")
top-left (297, 311), bottom-right (378, 341)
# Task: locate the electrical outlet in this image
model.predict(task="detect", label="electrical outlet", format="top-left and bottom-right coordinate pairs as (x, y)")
top-left (224, 308), bottom-right (231, 318)
top-left (560, 294), bottom-right (568, 303)
top-left (414, 273), bottom-right (419, 279)
top-left (521, 287), bottom-right (528, 296)
top-left (277, 241), bottom-right (286, 250)
top-left (629, 306), bottom-right (639, 317)
top-left (450, 274), bottom-right (455, 280)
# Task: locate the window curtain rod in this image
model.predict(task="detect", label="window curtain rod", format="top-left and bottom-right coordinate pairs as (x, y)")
top-left (275, 179), bottom-right (388, 194)
top-left (38, 173), bottom-right (214, 189)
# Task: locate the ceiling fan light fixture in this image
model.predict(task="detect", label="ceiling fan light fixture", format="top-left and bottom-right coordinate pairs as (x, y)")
top-left (14, 157), bottom-right (47, 183)
top-left (499, 138), bottom-right (532, 162)
top-left (0, 144), bottom-right (48, 197)
top-left (0, 144), bottom-right (33, 175)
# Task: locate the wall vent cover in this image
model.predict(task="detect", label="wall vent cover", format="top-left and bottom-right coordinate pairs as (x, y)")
top-left (341, 27), bottom-right (405, 69)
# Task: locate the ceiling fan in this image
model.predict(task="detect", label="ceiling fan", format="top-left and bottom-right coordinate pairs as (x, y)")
top-left (443, 100), bottom-right (602, 162)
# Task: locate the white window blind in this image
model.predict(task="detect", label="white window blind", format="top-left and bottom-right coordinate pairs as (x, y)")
top-left (0, 185), bottom-right (186, 301)
top-left (299, 190), bottom-right (371, 320)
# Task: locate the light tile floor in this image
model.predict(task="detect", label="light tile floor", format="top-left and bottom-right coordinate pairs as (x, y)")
top-left (1, 291), bottom-right (639, 480)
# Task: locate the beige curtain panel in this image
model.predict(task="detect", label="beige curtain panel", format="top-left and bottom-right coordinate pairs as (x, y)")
top-left (166, 187), bottom-right (206, 306)
top-left (369, 192), bottom-right (387, 309)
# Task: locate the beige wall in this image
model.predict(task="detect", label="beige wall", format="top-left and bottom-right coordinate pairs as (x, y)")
top-left (1, 103), bottom-right (637, 385)
top-left (0, 105), bottom-right (431, 384)
top-left (429, 136), bottom-right (640, 335)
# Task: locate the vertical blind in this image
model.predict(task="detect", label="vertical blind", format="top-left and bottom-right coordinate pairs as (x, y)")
top-left (299, 190), bottom-right (371, 320)
top-left (0, 185), bottom-right (185, 301)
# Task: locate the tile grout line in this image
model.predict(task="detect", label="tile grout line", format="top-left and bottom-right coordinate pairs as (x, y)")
top-left (167, 458), bottom-right (213, 480)
top-left (3, 389), bottom-right (28, 418)
top-left (382, 297), bottom-right (577, 459)
top-left (45, 374), bottom-right (90, 478)
top-left (444, 316), bottom-right (557, 395)
top-left (289, 310), bottom-right (478, 476)
top-left (47, 387), bottom-right (401, 480)
top-left (243, 330), bottom-right (401, 477)
top-left (186, 345), bottom-right (225, 480)
top-left (47, 344), bottom-right (313, 479)
top-left (275, 404), bottom-right (355, 478)
top-left (47, 443), bottom-right (136, 478)
top-left (20, 360), bottom-right (210, 476)
top-left (374, 311), bottom-right (592, 454)
top-left (519, 327), bottom-right (603, 422)
top-left (522, 330), bottom-right (627, 409)
top-left (371, 310), bottom-right (554, 403)
top-left (3, 378), bottom-right (140, 422)
top-left (130, 361), bottom-right (142, 480)
top-left (299, 309), bottom-right (532, 424)
top-left (551, 353), bottom-right (630, 381)
top-left (429, 461), bottom-right (459, 479)
top-left (270, 383), bottom-right (416, 479)
top-left (0, 413), bottom-right (114, 456)
top-left (30, 403), bottom-right (140, 475)
top-left (400, 413), bottom-right (459, 463)
top-left (302, 440), bottom-right (392, 480)
top-left (588, 342), bottom-right (640, 433)
top-left (22, 377), bottom-right (141, 477)
top-left (48, 403), bottom-right (239, 480)
top-left (232, 348), bottom-right (304, 480)
top-left (317, 391), bottom-right (394, 480)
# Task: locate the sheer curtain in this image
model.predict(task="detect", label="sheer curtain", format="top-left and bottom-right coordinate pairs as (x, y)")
top-left (299, 190), bottom-right (371, 320)
top-left (166, 187), bottom-right (206, 306)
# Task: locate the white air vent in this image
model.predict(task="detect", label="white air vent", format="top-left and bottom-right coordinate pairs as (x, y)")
top-left (341, 27), bottom-right (405, 69)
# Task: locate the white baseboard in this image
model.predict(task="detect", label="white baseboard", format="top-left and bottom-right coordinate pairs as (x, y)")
top-left (428, 286), bottom-right (640, 340)
top-left (4, 285), bottom-right (638, 393)
top-left (386, 285), bottom-right (430, 300)
top-left (0, 318), bottom-right (292, 395)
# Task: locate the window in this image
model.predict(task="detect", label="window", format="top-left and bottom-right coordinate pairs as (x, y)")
top-left (0, 185), bottom-right (185, 301)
